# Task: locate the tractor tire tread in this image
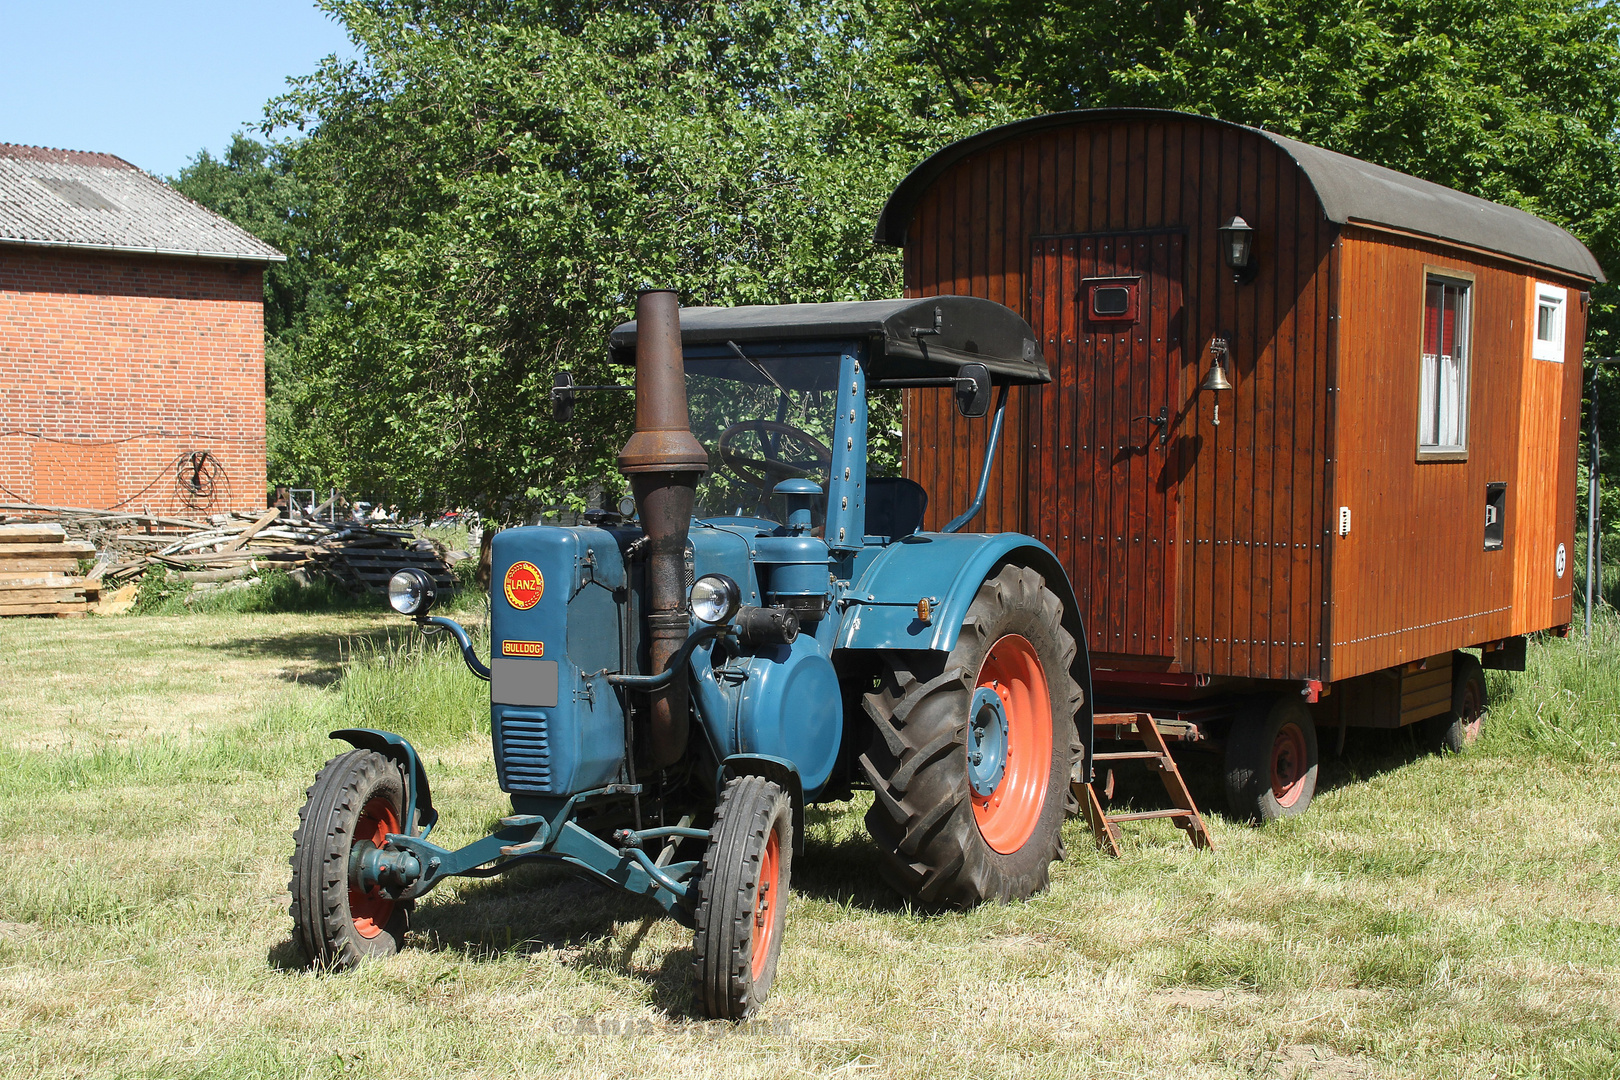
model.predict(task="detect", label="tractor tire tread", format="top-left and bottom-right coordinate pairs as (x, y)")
top-left (288, 748), bottom-right (407, 968)
top-left (862, 564), bottom-right (1083, 909)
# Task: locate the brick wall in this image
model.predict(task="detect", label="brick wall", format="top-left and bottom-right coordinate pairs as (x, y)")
top-left (0, 247), bottom-right (267, 515)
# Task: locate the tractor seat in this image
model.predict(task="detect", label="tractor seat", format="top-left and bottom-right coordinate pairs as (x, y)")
top-left (865, 477), bottom-right (928, 539)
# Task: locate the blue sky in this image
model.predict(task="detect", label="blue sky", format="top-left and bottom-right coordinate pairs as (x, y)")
top-left (0, 1), bottom-right (358, 178)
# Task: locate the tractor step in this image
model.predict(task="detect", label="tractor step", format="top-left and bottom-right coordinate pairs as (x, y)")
top-left (1075, 712), bottom-right (1215, 857)
top-left (499, 814), bottom-right (547, 828)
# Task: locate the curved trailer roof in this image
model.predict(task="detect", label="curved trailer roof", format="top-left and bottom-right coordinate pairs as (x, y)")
top-left (874, 108), bottom-right (1604, 283)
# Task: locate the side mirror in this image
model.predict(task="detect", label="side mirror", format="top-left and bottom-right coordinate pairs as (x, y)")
top-left (955, 362), bottom-right (992, 418)
top-left (551, 370), bottom-right (575, 423)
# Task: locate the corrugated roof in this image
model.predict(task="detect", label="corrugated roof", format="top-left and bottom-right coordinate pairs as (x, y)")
top-left (875, 109), bottom-right (1604, 283)
top-left (0, 143), bottom-right (285, 263)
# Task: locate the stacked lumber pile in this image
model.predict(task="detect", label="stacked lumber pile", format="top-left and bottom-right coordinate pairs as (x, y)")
top-left (0, 523), bottom-right (100, 617)
top-left (0, 502), bottom-right (461, 607)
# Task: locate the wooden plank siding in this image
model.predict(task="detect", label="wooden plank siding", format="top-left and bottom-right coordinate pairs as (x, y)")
top-left (893, 112), bottom-right (1590, 686)
top-left (899, 119), bottom-right (1336, 681)
top-left (1326, 228), bottom-right (1588, 679)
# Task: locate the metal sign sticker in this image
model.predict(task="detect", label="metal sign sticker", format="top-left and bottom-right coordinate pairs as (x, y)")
top-left (502, 639), bottom-right (545, 657)
top-left (503, 561), bottom-right (545, 610)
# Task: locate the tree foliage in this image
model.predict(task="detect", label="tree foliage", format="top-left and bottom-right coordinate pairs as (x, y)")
top-left (265, 0), bottom-right (998, 516)
top-left (227, 0), bottom-right (1620, 522)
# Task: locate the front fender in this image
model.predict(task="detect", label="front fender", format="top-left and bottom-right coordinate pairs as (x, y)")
top-left (835, 533), bottom-right (1094, 775)
top-left (837, 533), bottom-right (1072, 653)
top-left (718, 754), bottom-right (804, 856)
top-left (331, 728), bottom-right (439, 838)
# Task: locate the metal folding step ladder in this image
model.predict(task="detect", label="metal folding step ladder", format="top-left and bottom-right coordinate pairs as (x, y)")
top-left (1076, 712), bottom-right (1215, 856)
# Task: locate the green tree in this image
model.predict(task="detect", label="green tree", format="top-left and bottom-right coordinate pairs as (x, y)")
top-left (266, 0), bottom-right (992, 518)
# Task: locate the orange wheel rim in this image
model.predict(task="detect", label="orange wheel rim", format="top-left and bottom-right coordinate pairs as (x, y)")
top-left (350, 797), bottom-right (400, 939)
top-left (750, 828), bottom-right (782, 981)
top-left (1271, 722), bottom-right (1308, 807)
top-left (971, 634), bottom-right (1053, 854)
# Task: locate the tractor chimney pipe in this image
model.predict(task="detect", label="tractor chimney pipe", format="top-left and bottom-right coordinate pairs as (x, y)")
top-left (618, 289), bottom-right (708, 771)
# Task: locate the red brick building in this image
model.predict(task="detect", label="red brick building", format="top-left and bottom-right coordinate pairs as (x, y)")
top-left (0, 144), bottom-right (283, 516)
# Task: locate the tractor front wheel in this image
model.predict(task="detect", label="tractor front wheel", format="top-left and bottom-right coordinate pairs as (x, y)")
top-left (288, 749), bottom-right (410, 967)
top-left (860, 565), bottom-right (1082, 908)
top-left (691, 775), bottom-right (794, 1019)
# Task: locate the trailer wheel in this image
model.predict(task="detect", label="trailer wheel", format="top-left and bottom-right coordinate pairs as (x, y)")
top-left (860, 565), bottom-right (1082, 908)
top-left (288, 749), bottom-right (409, 967)
top-left (1224, 696), bottom-right (1318, 823)
top-left (1424, 652), bottom-right (1487, 754)
top-left (691, 774), bottom-right (793, 1020)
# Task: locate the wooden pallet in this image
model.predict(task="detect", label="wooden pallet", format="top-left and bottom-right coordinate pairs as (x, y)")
top-left (0, 524), bottom-right (99, 616)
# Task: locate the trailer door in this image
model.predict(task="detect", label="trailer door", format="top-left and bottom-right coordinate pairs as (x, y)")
top-left (1028, 231), bottom-right (1185, 663)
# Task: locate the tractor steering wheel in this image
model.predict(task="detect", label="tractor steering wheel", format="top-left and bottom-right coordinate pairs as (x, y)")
top-left (716, 420), bottom-right (833, 489)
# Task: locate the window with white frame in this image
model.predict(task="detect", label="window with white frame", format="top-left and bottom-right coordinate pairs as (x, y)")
top-left (1533, 282), bottom-right (1566, 362)
top-left (1419, 274), bottom-right (1471, 456)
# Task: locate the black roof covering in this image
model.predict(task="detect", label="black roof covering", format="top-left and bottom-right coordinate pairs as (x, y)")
top-left (608, 297), bottom-right (1050, 383)
top-left (875, 109), bottom-right (1604, 283)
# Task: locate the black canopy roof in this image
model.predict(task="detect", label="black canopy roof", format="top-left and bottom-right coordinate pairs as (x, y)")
top-left (607, 297), bottom-right (1050, 384)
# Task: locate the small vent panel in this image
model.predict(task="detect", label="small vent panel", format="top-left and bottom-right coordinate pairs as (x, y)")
top-left (497, 710), bottom-right (553, 792)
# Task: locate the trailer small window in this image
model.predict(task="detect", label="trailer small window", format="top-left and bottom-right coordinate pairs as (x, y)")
top-left (1419, 274), bottom-right (1472, 458)
top-left (1081, 277), bottom-right (1139, 323)
top-left (1532, 282), bottom-right (1566, 362)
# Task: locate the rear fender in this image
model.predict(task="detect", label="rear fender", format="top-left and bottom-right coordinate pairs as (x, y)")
top-left (717, 754), bottom-right (804, 856)
top-left (835, 533), bottom-right (1094, 779)
top-left (331, 728), bottom-right (439, 838)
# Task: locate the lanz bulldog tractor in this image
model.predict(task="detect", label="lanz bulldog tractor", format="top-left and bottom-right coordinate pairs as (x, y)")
top-left (288, 290), bottom-right (1094, 1018)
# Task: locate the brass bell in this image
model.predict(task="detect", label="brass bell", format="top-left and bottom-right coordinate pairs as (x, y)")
top-left (1199, 357), bottom-right (1233, 393)
top-left (1200, 336), bottom-right (1233, 392)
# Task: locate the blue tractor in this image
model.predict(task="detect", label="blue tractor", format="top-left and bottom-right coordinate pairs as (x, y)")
top-left (288, 290), bottom-right (1094, 1018)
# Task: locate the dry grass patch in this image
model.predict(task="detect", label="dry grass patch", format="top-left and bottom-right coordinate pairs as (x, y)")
top-left (0, 614), bottom-right (1618, 1077)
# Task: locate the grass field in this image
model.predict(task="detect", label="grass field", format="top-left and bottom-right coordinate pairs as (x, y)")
top-left (1, 604), bottom-right (1618, 1079)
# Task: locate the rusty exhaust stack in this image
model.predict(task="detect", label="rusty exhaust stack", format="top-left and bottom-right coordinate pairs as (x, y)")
top-left (618, 289), bottom-right (708, 771)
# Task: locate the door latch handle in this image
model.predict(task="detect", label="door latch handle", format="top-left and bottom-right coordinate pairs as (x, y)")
top-left (1132, 406), bottom-right (1169, 446)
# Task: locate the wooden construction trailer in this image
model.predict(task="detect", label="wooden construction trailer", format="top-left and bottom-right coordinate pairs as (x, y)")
top-left (875, 108), bottom-right (1605, 821)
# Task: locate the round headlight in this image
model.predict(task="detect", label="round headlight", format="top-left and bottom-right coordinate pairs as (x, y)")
top-left (388, 567), bottom-right (438, 616)
top-left (688, 574), bottom-right (741, 625)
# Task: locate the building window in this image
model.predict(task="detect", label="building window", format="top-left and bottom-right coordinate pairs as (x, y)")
top-left (1533, 282), bottom-right (1566, 362)
top-left (1419, 274), bottom-right (1472, 457)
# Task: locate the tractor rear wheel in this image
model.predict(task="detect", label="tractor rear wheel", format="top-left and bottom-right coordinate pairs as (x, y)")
top-left (289, 749), bottom-right (409, 967)
top-left (1224, 695), bottom-right (1318, 823)
top-left (691, 774), bottom-right (794, 1019)
top-left (860, 565), bottom-right (1082, 908)
top-left (1423, 652), bottom-right (1487, 754)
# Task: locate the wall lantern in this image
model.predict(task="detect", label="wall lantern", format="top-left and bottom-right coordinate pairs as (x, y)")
top-left (1217, 215), bottom-right (1256, 281)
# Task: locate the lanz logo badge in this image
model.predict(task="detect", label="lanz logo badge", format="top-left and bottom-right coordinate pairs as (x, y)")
top-left (502, 640), bottom-right (545, 657)
top-left (503, 561), bottom-right (544, 610)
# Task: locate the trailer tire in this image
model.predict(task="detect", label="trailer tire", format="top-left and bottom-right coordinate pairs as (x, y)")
top-left (691, 775), bottom-right (793, 1020)
top-left (1224, 696), bottom-right (1318, 824)
top-left (859, 565), bottom-right (1082, 908)
top-left (1424, 652), bottom-right (1487, 754)
top-left (288, 749), bottom-right (409, 967)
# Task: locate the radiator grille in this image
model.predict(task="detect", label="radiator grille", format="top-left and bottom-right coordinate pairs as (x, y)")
top-left (498, 711), bottom-right (553, 792)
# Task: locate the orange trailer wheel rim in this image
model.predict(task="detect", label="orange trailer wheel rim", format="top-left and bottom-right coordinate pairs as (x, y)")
top-left (750, 829), bottom-right (782, 980)
top-left (1271, 723), bottom-right (1309, 808)
top-left (350, 797), bottom-right (400, 939)
top-left (971, 635), bottom-right (1053, 854)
